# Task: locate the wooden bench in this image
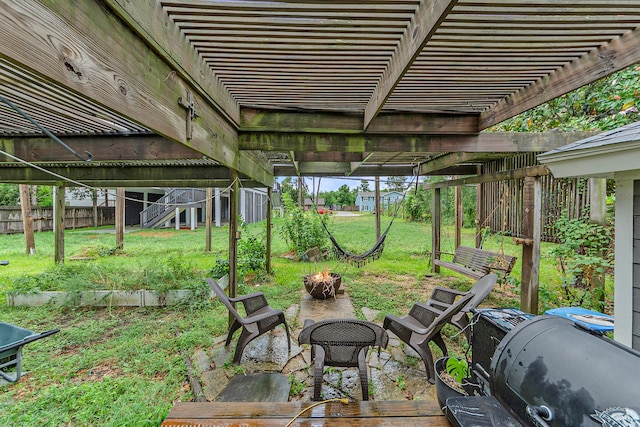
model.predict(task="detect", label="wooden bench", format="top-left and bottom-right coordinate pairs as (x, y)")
top-left (433, 246), bottom-right (517, 280)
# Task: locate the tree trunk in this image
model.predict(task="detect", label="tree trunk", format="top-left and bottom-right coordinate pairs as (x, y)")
top-left (92, 189), bottom-right (98, 227)
top-left (19, 184), bottom-right (36, 254)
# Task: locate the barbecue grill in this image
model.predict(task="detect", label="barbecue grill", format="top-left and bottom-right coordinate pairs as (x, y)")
top-left (443, 313), bottom-right (640, 427)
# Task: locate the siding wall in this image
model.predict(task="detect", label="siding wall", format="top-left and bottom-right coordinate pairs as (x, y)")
top-left (633, 180), bottom-right (640, 348)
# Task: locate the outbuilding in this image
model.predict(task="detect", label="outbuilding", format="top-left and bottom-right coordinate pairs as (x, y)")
top-left (538, 121), bottom-right (640, 349)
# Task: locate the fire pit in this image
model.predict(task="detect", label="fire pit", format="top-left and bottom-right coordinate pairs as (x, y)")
top-left (303, 271), bottom-right (342, 299)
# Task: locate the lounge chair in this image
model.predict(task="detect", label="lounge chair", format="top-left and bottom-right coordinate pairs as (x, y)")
top-left (207, 278), bottom-right (291, 365)
top-left (383, 293), bottom-right (474, 383)
top-left (428, 273), bottom-right (499, 341)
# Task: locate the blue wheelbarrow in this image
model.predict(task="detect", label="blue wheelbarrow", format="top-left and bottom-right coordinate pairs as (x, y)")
top-left (0, 322), bottom-right (59, 383)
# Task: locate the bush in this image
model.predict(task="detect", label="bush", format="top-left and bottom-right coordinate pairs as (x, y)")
top-left (549, 211), bottom-right (612, 309)
top-left (209, 218), bottom-right (268, 281)
top-left (238, 219), bottom-right (267, 275)
top-left (278, 193), bottom-right (328, 257)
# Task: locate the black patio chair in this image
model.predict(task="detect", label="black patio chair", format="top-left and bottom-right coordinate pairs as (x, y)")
top-left (383, 292), bottom-right (474, 383)
top-left (297, 318), bottom-right (388, 401)
top-left (427, 273), bottom-right (499, 341)
top-left (207, 278), bottom-right (291, 365)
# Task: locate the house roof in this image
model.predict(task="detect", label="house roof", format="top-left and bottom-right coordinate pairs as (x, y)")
top-left (358, 191), bottom-right (403, 197)
top-left (538, 121), bottom-right (640, 178)
top-left (304, 198), bottom-right (324, 205)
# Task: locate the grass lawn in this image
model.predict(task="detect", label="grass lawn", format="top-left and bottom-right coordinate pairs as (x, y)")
top-left (0, 213), bottom-right (611, 426)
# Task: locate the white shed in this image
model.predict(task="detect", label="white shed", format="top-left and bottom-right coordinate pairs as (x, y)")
top-left (538, 122), bottom-right (640, 349)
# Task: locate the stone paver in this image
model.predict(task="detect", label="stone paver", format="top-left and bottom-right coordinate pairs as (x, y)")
top-left (195, 290), bottom-right (439, 404)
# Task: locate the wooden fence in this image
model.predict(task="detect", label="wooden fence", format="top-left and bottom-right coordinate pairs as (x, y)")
top-left (0, 206), bottom-right (116, 234)
top-left (479, 153), bottom-right (590, 242)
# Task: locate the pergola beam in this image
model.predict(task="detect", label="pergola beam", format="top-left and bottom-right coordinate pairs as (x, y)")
top-left (275, 164), bottom-right (477, 177)
top-left (479, 28), bottom-right (640, 130)
top-left (363, 0), bottom-right (458, 129)
top-left (0, 1), bottom-right (272, 186)
top-left (240, 131), bottom-right (597, 153)
top-left (241, 108), bottom-right (478, 135)
top-left (0, 163), bottom-right (255, 187)
top-left (422, 166), bottom-right (550, 189)
top-left (0, 134), bottom-right (202, 162)
top-left (416, 152), bottom-right (479, 175)
top-left (104, 0), bottom-right (239, 126)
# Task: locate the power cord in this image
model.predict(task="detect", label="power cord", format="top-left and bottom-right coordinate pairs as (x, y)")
top-left (284, 398), bottom-right (350, 427)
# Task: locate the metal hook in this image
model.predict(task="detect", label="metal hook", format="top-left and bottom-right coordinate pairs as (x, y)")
top-left (0, 95), bottom-right (93, 162)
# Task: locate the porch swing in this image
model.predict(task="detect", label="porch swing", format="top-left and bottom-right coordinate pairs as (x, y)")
top-left (434, 182), bottom-right (518, 279)
top-left (310, 176), bottom-right (413, 268)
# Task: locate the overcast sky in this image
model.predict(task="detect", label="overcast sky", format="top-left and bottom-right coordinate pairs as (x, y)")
top-left (278, 176), bottom-right (372, 192)
top-left (277, 176), bottom-right (405, 192)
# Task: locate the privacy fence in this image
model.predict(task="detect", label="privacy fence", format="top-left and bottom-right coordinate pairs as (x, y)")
top-left (479, 153), bottom-right (591, 243)
top-left (0, 206), bottom-right (115, 234)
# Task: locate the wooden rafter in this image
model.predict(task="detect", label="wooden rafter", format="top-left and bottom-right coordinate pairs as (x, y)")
top-left (363, 0), bottom-right (458, 129)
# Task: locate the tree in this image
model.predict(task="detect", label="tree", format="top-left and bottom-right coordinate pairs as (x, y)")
top-left (0, 184), bottom-right (19, 206)
top-left (492, 64), bottom-right (640, 132)
top-left (321, 191), bottom-right (337, 207)
top-left (279, 177), bottom-right (300, 205)
top-left (19, 184), bottom-right (36, 254)
top-left (385, 176), bottom-right (407, 192)
top-left (359, 179), bottom-right (371, 192)
top-left (335, 184), bottom-right (356, 206)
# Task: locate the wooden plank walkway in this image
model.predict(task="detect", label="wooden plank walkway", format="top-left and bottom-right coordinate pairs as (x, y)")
top-left (161, 400), bottom-right (450, 426)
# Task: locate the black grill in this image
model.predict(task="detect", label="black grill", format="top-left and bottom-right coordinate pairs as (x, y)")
top-left (443, 314), bottom-right (640, 427)
top-left (471, 308), bottom-right (533, 395)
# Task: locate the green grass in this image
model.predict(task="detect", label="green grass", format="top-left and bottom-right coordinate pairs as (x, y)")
top-left (0, 213), bottom-right (613, 426)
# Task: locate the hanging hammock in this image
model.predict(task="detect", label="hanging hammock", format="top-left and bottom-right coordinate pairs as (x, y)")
top-left (309, 174), bottom-right (417, 268)
top-left (321, 217), bottom-right (395, 268)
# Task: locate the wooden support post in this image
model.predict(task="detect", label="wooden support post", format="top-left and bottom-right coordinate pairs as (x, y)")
top-left (19, 184), bottom-right (35, 255)
top-left (53, 186), bottom-right (65, 264)
top-left (476, 183), bottom-right (484, 248)
top-left (115, 187), bottom-right (125, 249)
top-left (520, 176), bottom-right (541, 314)
top-left (92, 189), bottom-right (98, 228)
top-left (297, 177), bottom-right (303, 208)
top-left (206, 188), bottom-right (213, 251)
top-left (455, 185), bottom-right (462, 249)
top-left (240, 188), bottom-right (246, 222)
top-left (266, 187), bottom-right (273, 274)
top-left (215, 188), bottom-right (221, 227)
top-left (375, 177), bottom-right (381, 239)
top-left (228, 170), bottom-right (239, 326)
top-left (432, 187), bottom-right (441, 274)
top-left (589, 178), bottom-right (607, 303)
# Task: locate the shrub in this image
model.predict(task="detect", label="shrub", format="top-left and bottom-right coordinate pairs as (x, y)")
top-left (278, 193), bottom-right (328, 257)
top-left (549, 211), bottom-right (612, 309)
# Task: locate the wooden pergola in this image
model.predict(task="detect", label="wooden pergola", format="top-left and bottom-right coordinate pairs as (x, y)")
top-left (2, 1), bottom-right (640, 313)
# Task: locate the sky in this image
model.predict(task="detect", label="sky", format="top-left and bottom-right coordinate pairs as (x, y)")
top-left (277, 176), bottom-right (374, 193)
top-left (276, 176), bottom-right (413, 193)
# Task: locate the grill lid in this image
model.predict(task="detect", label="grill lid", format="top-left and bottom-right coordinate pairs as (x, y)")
top-left (491, 315), bottom-right (640, 427)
